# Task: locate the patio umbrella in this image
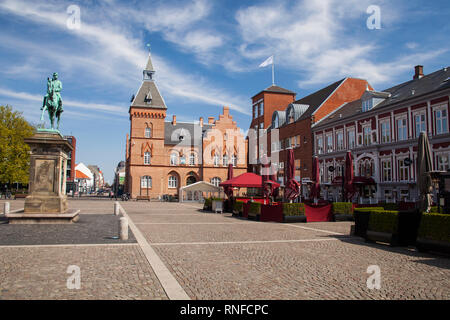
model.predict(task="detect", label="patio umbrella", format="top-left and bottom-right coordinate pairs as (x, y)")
top-left (270, 162), bottom-right (280, 199)
top-left (311, 156), bottom-right (321, 199)
top-left (224, 163), bottom-right (234, 199)
top-left (284, 148), bottom-right (300, 201)
top-left (344, 151), bottom-right (355, 201)
top-left (417, 132), bottom-right (433, 212)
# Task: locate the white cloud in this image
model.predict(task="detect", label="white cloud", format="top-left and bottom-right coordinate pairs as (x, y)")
top-left (0, 0), bottom-right (248, 116)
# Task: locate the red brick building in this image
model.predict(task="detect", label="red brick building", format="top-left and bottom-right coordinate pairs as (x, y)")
top-left (125, 52), bottom-right (248, 199)
top-left (249, 78), bottom-right (371, 197)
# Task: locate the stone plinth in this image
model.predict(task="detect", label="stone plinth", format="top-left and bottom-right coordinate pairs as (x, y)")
top-left (15, 131), bottom-right (79, 223)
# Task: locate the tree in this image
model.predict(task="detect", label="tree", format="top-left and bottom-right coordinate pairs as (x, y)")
top-left (0, 105), bottom-right (35, 185)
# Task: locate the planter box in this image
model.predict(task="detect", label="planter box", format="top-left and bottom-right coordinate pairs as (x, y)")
top-left (260, 204), bottom-right (283, 222)
top-left (353, 212), bottom-right (370, 238)
top-left (334, 214), bottom-right (354, 221)
top-left (243, 203), bottom-right (250, 218)
top-left (365, 230), bottom-right (399, 246)
top-left (283, 215), bottom-right (307, 223)
top-left (416, 238), bottom-right (450, 254)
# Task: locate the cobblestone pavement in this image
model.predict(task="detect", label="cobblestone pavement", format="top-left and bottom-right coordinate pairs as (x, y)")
top-left (0, 244), bottom-right (167, 300)
top-left (121, 201), bottom-right (450, 300)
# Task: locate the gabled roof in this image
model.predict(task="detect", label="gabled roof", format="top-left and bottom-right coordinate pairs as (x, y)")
top-left (296, 78), bottom-right (346, 121)
top-left (131, 81), bottom-right (166, 109)
top-left (315, 67), bottom-right (450, 128)
top-left (75, 170), bottom-right (90, 179)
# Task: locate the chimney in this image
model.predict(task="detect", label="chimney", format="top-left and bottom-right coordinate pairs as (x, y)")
top-left (223, 106), bottom-right (229, 116)
top-left (199, 117), bottom-right (203, 127)
top-left (208, 117), bottom-right (215, 124)
top-left (413, 65), bottom-right (424, 80)
top-left (172, 115), bottom-right (176, 125)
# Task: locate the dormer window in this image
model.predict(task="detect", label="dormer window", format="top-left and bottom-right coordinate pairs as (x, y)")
top-left (143, 70), bottom-right (154, 80)
top-left (144, 91), bottom-right (152, 103)
top-left (362, 99), bottom-right (373, 112)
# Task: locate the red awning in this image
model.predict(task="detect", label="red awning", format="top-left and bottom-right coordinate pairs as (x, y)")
top-left (220, 172), bottom-right (280, 188)
top-left (353, 176), bottom-right (376, 184)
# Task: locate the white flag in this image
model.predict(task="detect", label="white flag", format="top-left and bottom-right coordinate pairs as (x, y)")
top-left (259, 55), bottom-right (273, 68)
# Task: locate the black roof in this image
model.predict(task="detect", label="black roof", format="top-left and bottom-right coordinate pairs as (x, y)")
top-left (315, 67), bottom-right (450, 128)
top-left (296, 78), bottom-right (346, 121)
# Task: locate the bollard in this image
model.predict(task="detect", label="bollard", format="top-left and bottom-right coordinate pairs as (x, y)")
top-left (119, 217), bottom-right (128, 240)
top-left (3, 202), bottom-right (10, 215)
top-left (114, 201), bottom-right (120, 216)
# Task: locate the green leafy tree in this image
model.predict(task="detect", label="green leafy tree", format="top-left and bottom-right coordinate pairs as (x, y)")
top-left (0, 105), bottom-right (35, 185)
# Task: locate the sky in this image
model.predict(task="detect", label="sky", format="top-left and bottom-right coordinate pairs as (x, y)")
top-left (0, 0), bottom-right (449, 183)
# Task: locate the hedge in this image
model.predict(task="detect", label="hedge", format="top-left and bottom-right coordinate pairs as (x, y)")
top-left (381, 203), bottom-right (399, 211)
top-left (249, 202), bottom-right (261, 214)
top-left (367, 210), bottom-right (400, 233)
top-left (332, 202), bottom-right (353, 215)
top-left (233, 201), bottom-right (244, 213)
top-left (418, 213), bottom-right (450, 243)
top-left (429, 206), bottom-right (443, 214)
top-left (283, 203), bottom-right (305, 216)
top-left (354, 207), bottom-right (384, 213)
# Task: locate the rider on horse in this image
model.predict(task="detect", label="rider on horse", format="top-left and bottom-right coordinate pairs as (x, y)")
top-left (41, 72), bottom-right (63, 130)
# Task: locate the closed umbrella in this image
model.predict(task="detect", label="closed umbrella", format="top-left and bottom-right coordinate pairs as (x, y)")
top-left (311, 156), bottom-right (321, 200)
top-left (417, 132), bottom-right (433, 212)
top-left (270, 162), bottom-right (280, 199)
top-left (224, 163), bottom-right (234, 199)
top-left (344, 151), bottom-right (355, 201)
top-left (261, 155), bottom-right (271, 201)
top-left (284, 148), bottom-right (300, 201)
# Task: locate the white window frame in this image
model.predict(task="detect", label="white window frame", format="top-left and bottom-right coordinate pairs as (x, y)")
top-left (381, 158), bottom-right (392, 182)
top-left (189, 153), bottom-right (195, 166)
top-left (347, 128), bottom-right (356, 149)
top-left (380, 119), bottom-right (391, 143)
top-left (326, 133), bottom-right (333, 153)
top-left (396, 116), bottom-right (408, 141)
top-left (168, 175), bottom-right (178, 188)
top-left (145, 127), bottom-right (152, 138)
top-left (362, 125), bottom-right (371, 146)
top-left (436, 151), bottom-right (450, 171)
top-left (211, 177), bottom-right (221, 187)
top-left (141, 176), bottom-right (152, 188)
top-left (316, 135), bottom-right (323, 154)
top-left (170, 153), bottom-right (178, 165)
top-left (336, 130), bottom-right (344, 151)
top-left (144, 151), bottom-right (151, 165)
top-left (413, 111), bottom-right (426, 138)
top-left (397, 157), bottom-right (410, 182)
top-left (434, 104), bottom-right (449, 135)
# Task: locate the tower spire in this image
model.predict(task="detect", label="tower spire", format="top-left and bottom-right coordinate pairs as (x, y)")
top-left (143, 48), bottom-right (155, 81)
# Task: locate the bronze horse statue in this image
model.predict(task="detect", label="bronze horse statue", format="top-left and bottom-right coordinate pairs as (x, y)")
top-left (41, 72), bottom-right (63, 130)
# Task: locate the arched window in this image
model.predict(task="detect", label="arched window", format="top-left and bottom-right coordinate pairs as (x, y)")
top-left (144, 151), bottom-right (151, 165)
top-left (189, 153), bottom-right (195, 166)
top-left (170, 153), bottom-right (178, 165)
top-left (288, 108), bottom-right (295, 124)
top-left (211, 177), bottom-right (221, 187)
top-left (168, 175), bottom-right (178, 188)
top-left (273, 114), bottom-right (279, 128)
top-left (145, 127), bottom-right (152, 138)
top-left (141, 176), bottom-right (152, 188)
top-left (222, 154), bottom-right (228, 166)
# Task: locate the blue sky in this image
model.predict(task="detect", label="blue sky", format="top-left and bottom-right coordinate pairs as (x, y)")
top-left (0, 0), bottom-right (449, 183)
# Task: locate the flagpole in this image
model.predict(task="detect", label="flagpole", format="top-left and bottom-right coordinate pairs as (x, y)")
top-left (272, 55), bottom-right (275, 85)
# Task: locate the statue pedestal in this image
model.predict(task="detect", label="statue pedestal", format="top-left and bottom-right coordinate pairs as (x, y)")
top-left (7, 131), bottom-right (79, 224)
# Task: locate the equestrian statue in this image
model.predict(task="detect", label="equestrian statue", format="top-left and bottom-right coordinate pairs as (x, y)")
top-left (40, 72), bottom-right (63, 131)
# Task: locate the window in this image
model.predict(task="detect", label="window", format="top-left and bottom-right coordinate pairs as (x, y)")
top-left (380, 121), bottom-right (390, 143)
top-left (222, 154), bottom-right (228, 166)
top-left (170, 153), bottom-right (178, 165)
top-left (288, 109), bottom-right (294, 124)
top-left (437, 153), bottom-right (449, 171)
top-left (253, 105), bottom-right (256, 119)
top-left (381, 160), bottom-right (392, 182)
top-left (180, 155), bottom-right (186, 165)
top-left (414, 113), bottom-right (426, 137)
top-left (258, 103), bottom-right (262, 117)
top-left (168, 175), bottom-right (178, 188)
top-left (189, 153), bottom-right (195, 166)
top-left (435, 108), bottom-right (448, 134)
top-left (317, 136), bottom-right (323, 154)
top-left (144, 151), bottom-right (151, 165)
top-left (362, 99), bottom-right (373, 112)
top-left (398, 158), bottom-right (409, 181)
top-left (273, 114), bottom-right (279, 128)
top-left (231, 154), bottom-right (237, 167)
top-left (211, 177), bottom-right (221, 187)
top-left (141, 176), bottom-right (152, 188)
top-left (145, 127), bottom-right (152, 138)
top-left (347, 130), bottom-right (355, 149)
top-left (213, 153), bottom-right (220, 166)
top-left (397, 118), bottom-right (408, 140)
top-left (326, 134), bottom-right (333, 153)
top-left (336, 132), bottom-right (344, 150)
top-left (363, 126), bottom-right (371, 145)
